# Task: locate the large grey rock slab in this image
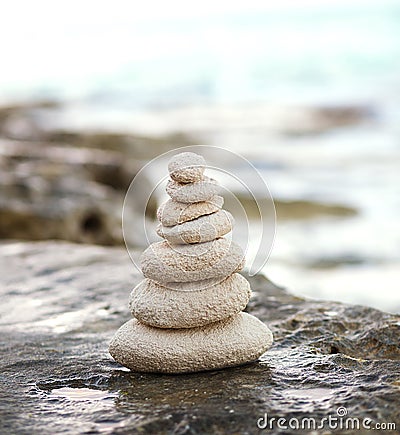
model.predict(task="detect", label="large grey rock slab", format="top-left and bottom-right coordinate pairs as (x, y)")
top-left (0, 241), bottom-right (399, 435)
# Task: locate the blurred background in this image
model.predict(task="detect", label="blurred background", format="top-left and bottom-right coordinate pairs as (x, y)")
top-left (1, 0), bottom-right (399, 312)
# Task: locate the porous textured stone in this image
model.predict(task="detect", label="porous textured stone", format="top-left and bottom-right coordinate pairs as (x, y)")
top-left (140, 238), bottom-right (245, 283)
top-left (111, 151), bottom-right (273, 375)
top-left (129, 274), bottom-right (251, 328)
top-left (168, 152), bottom-right (206, 183)
top-left (160, 277), bottom-right (228, 291)
top-left (109, 312), bottom-right (272, 373)
top-left (156, 210), bottom-right (234, 244)
top-left (166, 176), bottom-right (220, 203)
top-left (157, 195), bottom-right (224, 227)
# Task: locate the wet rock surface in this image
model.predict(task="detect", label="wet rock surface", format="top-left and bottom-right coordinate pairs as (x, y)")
top-left (0, 241), bottom-right (399, 434)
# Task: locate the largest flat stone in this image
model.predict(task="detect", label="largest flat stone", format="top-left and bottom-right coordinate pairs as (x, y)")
top-left (109, 312), bottom-right (273, 373)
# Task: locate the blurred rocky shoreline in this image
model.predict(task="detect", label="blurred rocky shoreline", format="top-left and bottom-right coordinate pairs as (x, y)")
top-left (0, 100), bottom-right (364, 246)
top-left (0, 101), bottom-right (195, 245)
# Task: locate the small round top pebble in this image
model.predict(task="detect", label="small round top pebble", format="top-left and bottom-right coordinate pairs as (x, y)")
top-left (168, 152), bottom-right (206, 183)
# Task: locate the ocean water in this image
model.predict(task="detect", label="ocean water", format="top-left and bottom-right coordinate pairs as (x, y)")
top-left (1, 0), bottom-right (399, 107)
top-left (1, 0), bottom-right (399, 312)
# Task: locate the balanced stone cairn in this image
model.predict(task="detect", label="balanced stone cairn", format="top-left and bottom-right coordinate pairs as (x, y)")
top-left (109, 152), bottom-right (273, 373)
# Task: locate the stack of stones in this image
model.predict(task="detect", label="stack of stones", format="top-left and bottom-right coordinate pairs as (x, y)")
top-left (109, 152), bottom-right (273, 373)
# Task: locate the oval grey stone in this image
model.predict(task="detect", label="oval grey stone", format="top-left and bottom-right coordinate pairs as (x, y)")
top-left (129, 273), bottom-right (251, 328)
top-left (168, 152), bottom-right (206, 183)
top-left (157, 195), bottom-right (224, 227)
top-left (140, 238), bottom-right (245, 283)
top-left (166, 176), bottom-right (220, 203)
top-left (156, 210), bottom-right (234, 244)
